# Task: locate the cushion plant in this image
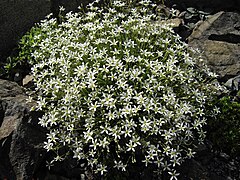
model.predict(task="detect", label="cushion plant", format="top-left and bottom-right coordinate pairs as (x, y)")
top-left (23, 0), bottom-right (221, 179)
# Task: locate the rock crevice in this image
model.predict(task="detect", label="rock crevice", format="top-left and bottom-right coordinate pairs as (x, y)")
top-left (208, 33), bottom-right (240, 44)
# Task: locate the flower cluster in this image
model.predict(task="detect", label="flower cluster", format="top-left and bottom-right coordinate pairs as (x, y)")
top-left (27, 0), bottom-right (220, 178)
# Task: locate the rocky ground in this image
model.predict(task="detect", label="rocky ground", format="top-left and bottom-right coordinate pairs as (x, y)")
top-left (0, 0), bottom-right (240, 179)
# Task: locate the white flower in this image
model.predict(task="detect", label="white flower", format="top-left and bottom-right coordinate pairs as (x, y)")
top-left (96, 164), bottom-right (107, 175)
top-left (47, 130), bottom-right (58, 143)
top-left (99, 137), bottom-right (110, 149)
top-left (186, 148), bottom-right (196, 159)
top-left (126, 140), bottom-right (136, 152)
top-left (89, 101), bottom-right (100, 112)
top-left (140, 117), bottom-right (151, 133)
top-left (168, 170), bottom-right (180, 180)
top-left (37, 97), bottom-right (46, 110)
top-left (110, 125), bottom-right (121, 141)
top-left (83, 130), bottom-right (93, 143)
top-left (90, 139), bottom-right (99, 150)
top-left (46, 160), bottom-right (54, 170)
top-left (44, 139), bottom-right (54, 151)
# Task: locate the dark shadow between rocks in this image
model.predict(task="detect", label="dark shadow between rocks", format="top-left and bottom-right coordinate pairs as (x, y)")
top-left (208, 33), bottom-right (240, 44)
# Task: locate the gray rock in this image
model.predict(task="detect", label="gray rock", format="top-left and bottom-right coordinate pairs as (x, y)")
top-left (22, 74), bottom-right (33, 87)
top-left (188, 12), bottom-right (240, 81)
top-left (225, 75), bottom-right (240, 91)
top-left (0, 78), bottom-right (24, 98)
top-left (0, 79), bottom-right (45, 179)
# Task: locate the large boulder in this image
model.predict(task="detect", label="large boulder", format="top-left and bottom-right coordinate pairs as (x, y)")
top-left (0, 79), bottom-right (46, 179)
top-left (0, 0), bottom-right (92, 61)
top-left (188, 11), bottom-right (240, 81)
top-left (0, 0), bottom-right (50, 61)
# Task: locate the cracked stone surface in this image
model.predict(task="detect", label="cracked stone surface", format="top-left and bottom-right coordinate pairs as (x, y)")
top-left (188, 11), bottom-right (240, 81)
top-left (0, 79), bottom-right (45, 180)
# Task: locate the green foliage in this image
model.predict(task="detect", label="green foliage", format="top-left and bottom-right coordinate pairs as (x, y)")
top-left (17, 27), bottom-right (44, 63)
top-left (207, 95), bottom-right (240, 156)
top-left (17, 0), bottom-right (221, 178)
top-left (2, 25), bottom-right (46, 79)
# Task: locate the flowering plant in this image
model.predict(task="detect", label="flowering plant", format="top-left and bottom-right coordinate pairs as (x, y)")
top-left (26, 0), bottom-right (220, 178)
